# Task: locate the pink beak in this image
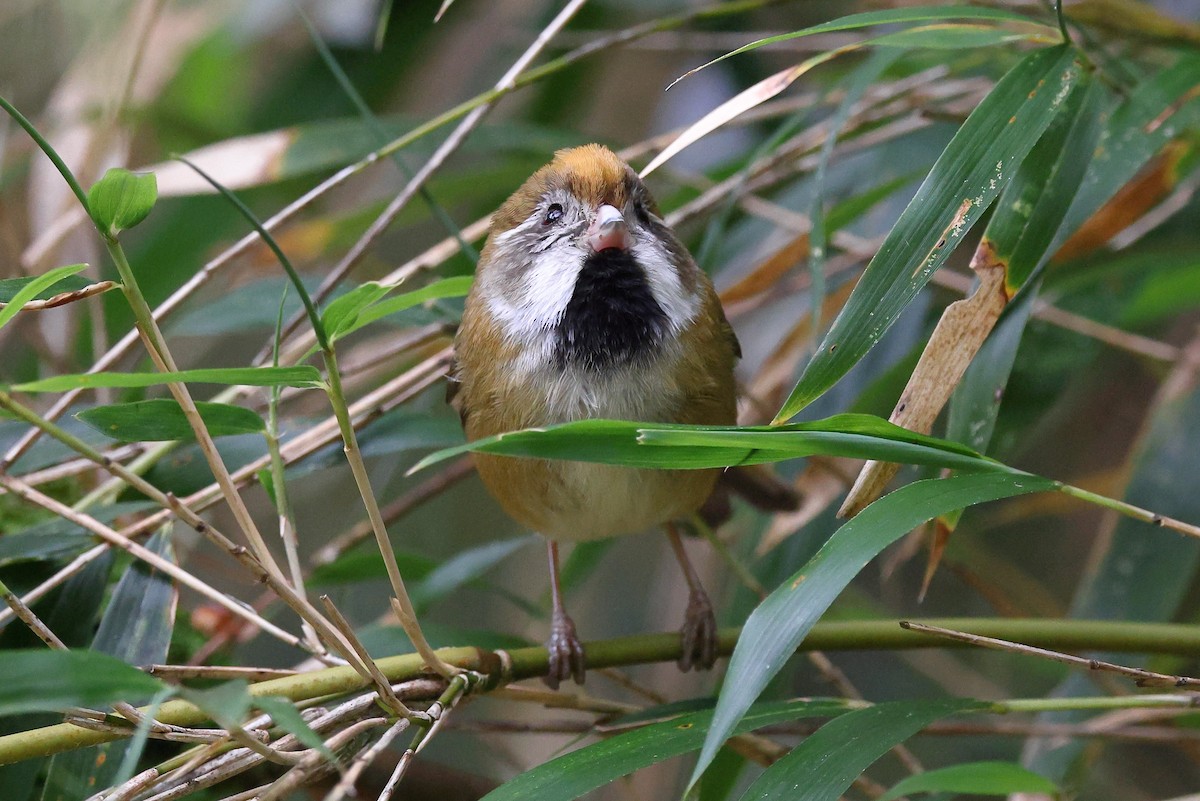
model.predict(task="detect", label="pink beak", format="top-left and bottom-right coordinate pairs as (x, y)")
top-left (586, 204), bottom-right (632, 252)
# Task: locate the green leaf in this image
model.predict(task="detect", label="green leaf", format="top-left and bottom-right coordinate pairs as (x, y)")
top-left (0, 271), bottom-right (94, 303)
top-left (0, 502), bottom-right (153, 566)
top-left (0, 651), bottom-right (165, 716)
top-left (411, 535), bottom-right (537, 612)
top-left (480, 698), bottom-right (856, 801)
top-left (12, 365), bottom-right (323, 393)
top-left (776, 45), bottom-right (1083, 420)
top-left (341, 275), bottom-right (473, 335)
top-left (679, 5), bottom-right (1044, 79)
top-left (942, 284), bottom-right (1040, 527)
top-left (1027, 383), bottom-right (1200, 780)
top-left (309, 547), bottom-right (437, 586)
top-left (311, 275), bottom-right (471, 352)
top-left (986, 73), bottom-right (1105, 292)
top-left (739, 699), bottom-right (985, 801)
top-left (87, 168), bottom-right (157, 236)
top-left (687, 472), bottom-right (1057, 790)
top-left (321, 281), bottom-right (391, 341)
top-left (1057, 53), bottom-right (1200, 242)
top-left (179, 680), bottom-right (252, 728)
top-left (878, 760), bottom-right (1059, 800)
top-left (411, 414), bottom-right (1008, 474)
top-left (42, 531), bottom-right (177, 801)
top-left (255, 696), bottom-right (335, 761)
top-left (76, 399), bottom-right (266, 442)
top-left (0, 264), bottom-right (88, 333)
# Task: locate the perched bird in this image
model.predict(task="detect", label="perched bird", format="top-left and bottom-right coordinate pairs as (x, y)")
top-left (449, 145), bottom-right (739, 687)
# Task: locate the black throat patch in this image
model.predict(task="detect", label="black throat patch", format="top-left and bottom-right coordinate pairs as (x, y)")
top-left (554, 249), bottom-right (669, 371)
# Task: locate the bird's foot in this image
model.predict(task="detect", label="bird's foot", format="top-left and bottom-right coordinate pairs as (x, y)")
top-left (678, 588), bottom-right (718, 672)
top-left (543, 609), bottom-right (586, 689)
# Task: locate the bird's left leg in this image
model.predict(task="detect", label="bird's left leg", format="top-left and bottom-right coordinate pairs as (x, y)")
top-left (666, 522), bottom-right (719, 671)
top-left (544, 539), bottom-right (587, 688)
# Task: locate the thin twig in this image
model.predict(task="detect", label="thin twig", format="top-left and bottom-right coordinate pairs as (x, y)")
top-left (146, 665), bottom-right (298, 682)
top-left (901, 621), bottom-right (1200, 688)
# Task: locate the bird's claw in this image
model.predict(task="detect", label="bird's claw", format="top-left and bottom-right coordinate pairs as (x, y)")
top-left (678, 589), bottom-right (718, 672)
top-left (544, 610), bottom-right (586, 689)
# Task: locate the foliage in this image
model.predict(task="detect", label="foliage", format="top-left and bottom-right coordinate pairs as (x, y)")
top-left (0, 1), bottom-right (1197, 800)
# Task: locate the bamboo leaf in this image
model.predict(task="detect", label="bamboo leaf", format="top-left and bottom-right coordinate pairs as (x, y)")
top-left (480, 698), bottom-right (856, 801)
top-left (878, 760), bottom-right (1059, 799)
top-left (644, 24), bottom-right (1055, 177)
top-left (411, 535), bottom-right (537, 612)
top-left (674, 6), bottom-right (1044, 83)
top-left (1055, 54), bottom-right (1200, 258)
top-left (738, 699), bottom-right (984, 800)
top-left (987, 74), bottom-right (1106, 292)
top-left (0, 264), bottom-right (88, 332)
top-left (775, 45), bottom-right (1083, 421)
top-left (42, 531), bottom-right (178, 801)
top-left (409, 414), bottom-right (1010, 474)
top-left (324, 275), bottom-right (473, 345)
top-left (321, 281), bottom-right (391, 341)
top-left (687, 472), bottom-right (1057, 790)
top-left (0, 651), bottom-right (165, 716)
top-left (76, 399), bottom-right (266, 442)
top-left (11, 366), bottom-right (324, 393)
top-left (254, 696), bottom-right (334, 760)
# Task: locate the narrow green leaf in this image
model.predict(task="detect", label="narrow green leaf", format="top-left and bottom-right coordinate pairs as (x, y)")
top-left (179, 680), bottom-right (252, 728)
top-left (309, 548), bottom-right (437, 586)
top-left (76, 399), bottom-right (265, 442)
top-left (87, 168), bottom-right (157, 236)
top-left (0, 264), bottom-right (88, 333)
top-left (739, 699), bottom-right (984, 801)
top-left (255, 696), bottom-right (335, 761)
top-left (878, 760), bottom-right (1059, 800)
top-left (677, 5), bottom-right (1043, 81)
top-left (320, 275), bottom-right (472, 348)
top-left (1027, 383), bottom-right (1200, 780)
top-left (0, 651), bottom-right (165, 716)
top-left (0, 503), bottom-right (152, 567)
top-left (412, 535), bottom-right (537, 612)
top-left (411, 414), bottom-right (1007, 474)
top-left (93, 530), bottom-right (177, 667)
top-left (348, 275), bottom-right (473, 332)
top-left (986, 75), bottom-right (1105, 292)
top-left (43, 531), bottom-right (178, 801)
top-left (480, 698), bottom-right (855, 801)
top-left (776, 45), bottom-right (1083, 420)
top-left (12, 365), bottom-right (323, 393)
top-left (687, 472), bottom-right (1057, 789)
top-left (1057, 53), bottom-right (1200, 242)
top-left (869, 22), bottom-right (1052, 49)
top-left (321, 281), bottom-right (391, 341)
top-left (0, 271), bottom-right (94, 304)
top-left (943, 283), bottom-right (1040, 493)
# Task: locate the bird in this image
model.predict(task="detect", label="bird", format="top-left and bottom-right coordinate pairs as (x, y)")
top-left (448, 144), bottom-right (739, 688)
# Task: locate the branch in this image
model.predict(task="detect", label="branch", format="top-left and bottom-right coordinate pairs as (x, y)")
top-left (2, 617), bottom-right (1198, 765)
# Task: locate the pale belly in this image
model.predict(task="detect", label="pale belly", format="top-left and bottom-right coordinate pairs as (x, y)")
top-left (534, 460), bottom-right (715, 541)
top-left (467, 354), bottom-right (720, 540)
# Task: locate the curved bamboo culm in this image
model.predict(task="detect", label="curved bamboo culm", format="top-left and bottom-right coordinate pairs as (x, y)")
top-left (1, 618), bottom-right (1198, 766)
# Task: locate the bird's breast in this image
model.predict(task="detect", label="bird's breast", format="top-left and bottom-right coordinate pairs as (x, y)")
top-left (553, 249), bottom-right (668, 372)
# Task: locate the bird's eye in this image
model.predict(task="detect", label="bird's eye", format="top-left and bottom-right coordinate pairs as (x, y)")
top-left (543, 203), bottom-right (564, 225)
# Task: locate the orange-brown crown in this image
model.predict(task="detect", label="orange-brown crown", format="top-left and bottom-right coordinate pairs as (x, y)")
top-left (489, 144), bottom-right (648, 234)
